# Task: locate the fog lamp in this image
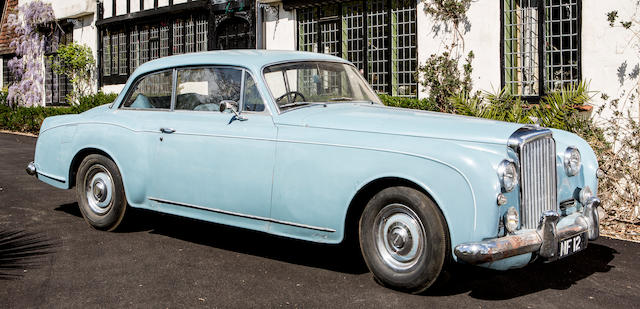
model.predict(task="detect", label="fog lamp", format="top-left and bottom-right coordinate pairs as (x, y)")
top-left (505, 207), bottom-right (519, 233)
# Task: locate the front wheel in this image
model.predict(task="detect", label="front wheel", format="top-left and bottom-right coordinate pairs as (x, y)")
top-left (75, 154), bottom-right (128, 231)
top-left (359, 186), bottom-right (448, 293)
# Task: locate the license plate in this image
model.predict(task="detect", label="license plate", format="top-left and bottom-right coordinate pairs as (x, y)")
top-left (558, 232), bottom-right (587, 258)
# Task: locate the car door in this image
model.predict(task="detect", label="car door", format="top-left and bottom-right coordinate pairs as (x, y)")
top-left (147, 66), bottom-right (277, 232)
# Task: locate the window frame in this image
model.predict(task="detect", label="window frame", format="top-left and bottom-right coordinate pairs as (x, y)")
top-left (500, 0), bottom-right (582, 100)
top-left (295, 0), bottom-right (418, 98)
top-left (119, 68), bottom-right (175, 111)
top-left (119, 65), bottom-right (272, 116)
top-left (101, 13), bottom-right (209, 86)
top-left (260, 60), bottom-right (383, 115)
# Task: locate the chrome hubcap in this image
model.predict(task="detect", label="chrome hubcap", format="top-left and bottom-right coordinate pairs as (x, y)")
top-left (374, 204), bottom-right (425, 272)
top-left (85, 166), bottom-right (114, 215)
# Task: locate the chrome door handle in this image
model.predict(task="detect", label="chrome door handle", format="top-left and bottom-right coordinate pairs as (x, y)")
top-left (159, 128), bottom-right (176, 134)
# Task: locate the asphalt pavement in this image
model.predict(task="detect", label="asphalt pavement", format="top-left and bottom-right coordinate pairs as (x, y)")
top-left (0, 132), bottom-right (639, 308)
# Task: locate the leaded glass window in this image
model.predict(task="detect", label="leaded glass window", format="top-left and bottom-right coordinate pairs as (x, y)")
top-left (160, 25), bottom-right (169, 58)
top-left (150, 27), bottom-right (159, 60)
top-left (503, 0), bottom-right (580, 97)
top-left (130, 28), bottom-right (139, 74)
top-left (297, 0), bottom-right (417, 97)
top-left (111, 33), bottom-right (119, 76)
top-left (544, 0), bottom-right (579, 91)
top-left (392, 0), bottom-right (417, 96)
top-left (101, 15), bottom-right (209, 84)
top-left (103, 34), bottom-right (111, 77)
top-left (119, 32), bottom-right (127, 75)
top-left (196, 17), bottom-right (208, 52)
top-left (173, 19), bottom-right (184, 55)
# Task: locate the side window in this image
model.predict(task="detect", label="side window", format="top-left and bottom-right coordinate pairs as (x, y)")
top-left (243, 74), bottom-right (265, 112)
top-left (122, 70), bottom-right (173, 109)
top-left (175, 67), bottom-right (242, 111)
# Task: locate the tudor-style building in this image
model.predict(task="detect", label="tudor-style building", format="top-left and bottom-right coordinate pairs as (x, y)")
top-left (1, 0), bottom-right (637, 117)
top-left (0, 0), bottom-right (261, 104)
top-left (97, 0), bottom-right (258, 92)
top-left (258, 0), bottom-right (638, 115)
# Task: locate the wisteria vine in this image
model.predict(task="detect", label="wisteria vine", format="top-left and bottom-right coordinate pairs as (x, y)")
top-left (6, 0), bottom-right (56, 107)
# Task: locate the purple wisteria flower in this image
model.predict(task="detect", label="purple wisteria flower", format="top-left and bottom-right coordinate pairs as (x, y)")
top-left (6, 0), bottom-right (56, 107)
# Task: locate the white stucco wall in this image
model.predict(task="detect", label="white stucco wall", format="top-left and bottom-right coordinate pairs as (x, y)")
top-left (103, 0), bottom-right (112, 18)
top-left (582, 1), bottom-right (639, 123)
top-left (263, 2), bottom-right (296, 51)
top-left (416, 1), bottom-right (501, 99)
top-left (116, 0), bottom-right (127, 16)
top-left (144, 0), bottom-right (154, 11)
top-left (102, 83), bottom-right (126, 94)
top-left (130, 0), bottom-right (140, 13)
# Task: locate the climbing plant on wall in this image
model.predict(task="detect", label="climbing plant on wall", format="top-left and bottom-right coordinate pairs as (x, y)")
top-left (417, 0), bottom-right (474, 112)
top-left (6, 0), bottom-right (57, 107)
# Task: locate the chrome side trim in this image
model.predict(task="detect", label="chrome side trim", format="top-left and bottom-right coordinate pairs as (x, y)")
top-left (148, 197), bottom-right (336, 233)
top-left (36, 170), bottom-right (66, 183)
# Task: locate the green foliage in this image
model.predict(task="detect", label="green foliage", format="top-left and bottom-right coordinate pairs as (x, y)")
top-left (0, 92), bottom-right (117, 134)
top-left (423, 0), bottom-right (471, 26)
top-left (49, 42), bottom-right (96, 104)
top-left (451, 89), bottom-right (532, 124)
top-left (453, 81), bottom-right (601, 135)
top-left (531, 81), bottom-right (593, 131)
top-left (606, 10), bottom-right (634, 29)
top-left (607, 11), bottom-right (619, 27)
top-left (0, 88), bottom-right (7, 106)
top-left (417, 51), bottom-right (475, 112)
top-left (379, 94), bottom-right (439, 111)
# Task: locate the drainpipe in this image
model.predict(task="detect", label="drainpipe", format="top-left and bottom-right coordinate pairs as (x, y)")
top-left (256, 3), bottom-right (264, 49)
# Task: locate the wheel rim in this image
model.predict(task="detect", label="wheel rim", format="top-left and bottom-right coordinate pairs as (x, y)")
top-left (84, 164), bottom-right (114, 215)
top-left (373, 203), bottom-right (426, 272)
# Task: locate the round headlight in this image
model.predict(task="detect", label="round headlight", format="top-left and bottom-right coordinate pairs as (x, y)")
top-left (564, 146), bottom-right (581, 176)
top-left (498, 160), bottom-right (518, 192)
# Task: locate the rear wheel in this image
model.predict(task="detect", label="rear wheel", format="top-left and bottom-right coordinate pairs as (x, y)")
top-left (75, 154), bottom-right (127, 231)
top-left (359, 186), bottom-right (447, 293)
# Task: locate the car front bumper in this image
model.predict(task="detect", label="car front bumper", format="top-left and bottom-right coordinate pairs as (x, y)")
top-left (454, 197), bottom-right (601, 265)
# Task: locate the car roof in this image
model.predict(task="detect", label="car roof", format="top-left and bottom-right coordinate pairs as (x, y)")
top-left (133, 50), bottom-right (350, 75)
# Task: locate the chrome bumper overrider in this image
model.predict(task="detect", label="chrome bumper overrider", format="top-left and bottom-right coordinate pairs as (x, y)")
top-left (26, 161), bottom-right (36, 176)
top-left (454, 197), bottom-right (601, 265)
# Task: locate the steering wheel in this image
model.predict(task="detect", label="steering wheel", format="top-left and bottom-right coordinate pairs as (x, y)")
top-left (276, 91), bottom-right (306, 104)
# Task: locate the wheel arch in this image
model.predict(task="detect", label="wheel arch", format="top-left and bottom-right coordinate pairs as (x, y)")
top-left (68, 147), bottom-right (118, 189)
top-left (343, 177), bottom-right (452, 259)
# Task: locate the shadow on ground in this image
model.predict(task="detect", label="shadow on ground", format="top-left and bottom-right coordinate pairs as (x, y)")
top-left (0, 229), bottom-right (59, 280)
top-left (55, 202), bottom-right (369, 274)
top-left (427, 241), bottom-right (617, 300)
top-left (55, 202), bottom-right (618, 299)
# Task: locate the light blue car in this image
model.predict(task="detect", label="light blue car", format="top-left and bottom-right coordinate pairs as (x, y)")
top-left (27, 50), bottom-right (601, 293)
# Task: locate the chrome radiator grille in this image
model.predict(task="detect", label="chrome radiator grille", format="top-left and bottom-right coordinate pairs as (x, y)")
top-left (519, 135), bottom-right (557, 229)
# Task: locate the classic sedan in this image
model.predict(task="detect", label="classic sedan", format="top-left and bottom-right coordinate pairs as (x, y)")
top-left (27, 50), bottom-right (601, 293)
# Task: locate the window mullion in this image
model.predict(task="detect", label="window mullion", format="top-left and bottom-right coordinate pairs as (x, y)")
top-left (363, 0), bottom-right (369, 79)
top-left (538, 0), bottom-right (545, 97)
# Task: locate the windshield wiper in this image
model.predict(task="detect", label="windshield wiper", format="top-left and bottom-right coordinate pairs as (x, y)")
top-left (279, 102), bottom-right (326, 109)
top-left (328, 97), bottom-right (353, 101)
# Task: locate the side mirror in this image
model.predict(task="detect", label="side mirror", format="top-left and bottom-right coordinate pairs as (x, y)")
top-left (219, 100), bottom-right (247, 121)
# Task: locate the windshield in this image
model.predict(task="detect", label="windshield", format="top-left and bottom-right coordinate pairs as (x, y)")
top-left (263, 61), bottom-right (382, 111)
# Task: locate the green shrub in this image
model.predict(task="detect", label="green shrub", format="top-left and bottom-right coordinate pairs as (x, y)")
top-left (378, 94), bottom-right (440, 112)
top-left (0, 92), bottom-right (117, 134)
